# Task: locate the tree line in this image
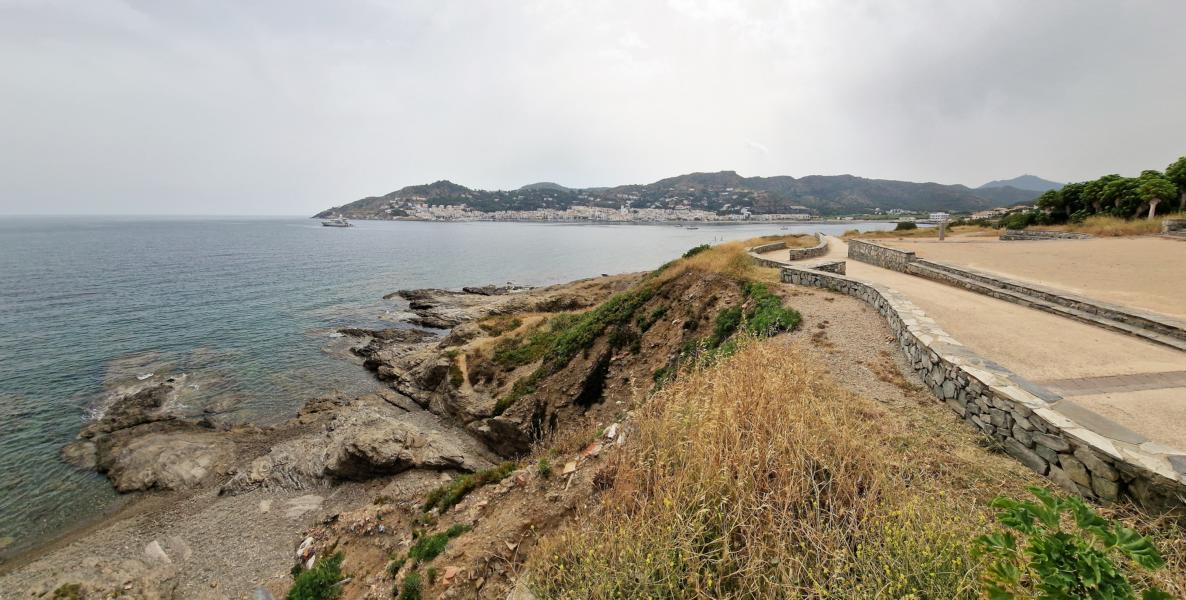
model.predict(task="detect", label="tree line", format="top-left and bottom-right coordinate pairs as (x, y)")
top-left (1036, 156), bottom-right (1186, 223)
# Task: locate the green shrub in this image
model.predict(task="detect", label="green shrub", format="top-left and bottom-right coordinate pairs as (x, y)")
top-left (537, 457), bottom-right (553, 479)
top-left (709, 306), bottom-right (742, 348)
top-left (407, 524), bottom-right (472, 564)
top-left (682, 244), bottom-right (711, 258)
top-left (386, 554), bottom-right (406, 577)
top-left (742, 282), bottom-right (801, 337)
top-left (894, 221), bottom-right (918, 231)
top-left (396, 570), bottom-right (422, 600)
top-left (448, 361), bottom-right (464, 388)
top-left (976, 487), bottom-right (1170, 599)
top-left (636, 306), bottom-right (668, 333)
top-left (287, 552), bottom-right (345, 600)
top-left (496, 287), bottom-right (655, 413)
top-left (423, 463), bottom-right (516, 513)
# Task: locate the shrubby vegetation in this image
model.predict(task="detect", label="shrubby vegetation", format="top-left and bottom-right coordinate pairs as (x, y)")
top-left (422, 462), bottom-right (516, 513)
top-left (1035, 156), bottom-right (1186, 223)
top-left (287, 552), bottom-right (345, 600)
top-left (894, 220), bottom-right (918, 231)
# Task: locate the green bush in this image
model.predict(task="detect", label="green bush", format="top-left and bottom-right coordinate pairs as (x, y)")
top-left (682, 244), bottom-right (711, 258)
top-left (407, 524), bottom-right (472, 564)
top-left (894, 221), bottom-right (918, 231)
top-left (742, 282), bottom-right (801, 337)
top-left (287, 552), bottom-right (345, 600)
top-left (495, 287), bottom-right (655, 413)
top-left (396, 570), bottom-right (422, 600)
top-left (423, 463), bottom-right (516, 513)
top-left (537, 457), bottom-right (553, 479)
top-left (976, 487), bottom-right (1170, 599)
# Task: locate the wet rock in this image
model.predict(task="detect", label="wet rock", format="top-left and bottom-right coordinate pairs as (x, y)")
top-left (97, 427), bottom-right (236, 492)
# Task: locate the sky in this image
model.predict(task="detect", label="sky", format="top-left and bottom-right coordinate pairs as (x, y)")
top-left (1, 0), bottom-right (1184, 215)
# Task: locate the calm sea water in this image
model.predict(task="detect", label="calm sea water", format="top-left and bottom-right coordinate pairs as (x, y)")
top-left (0, 216), bottom-right (893, 556)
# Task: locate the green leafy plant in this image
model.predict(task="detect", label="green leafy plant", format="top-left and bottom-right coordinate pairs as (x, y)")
top-left (287, 552), bottom-right (345, 600)
top-left (682, 244), bottom-right (711, 258)
top-left (894, 221), bottom-right (918, 231)
top-left (537, 457), bottom-right (553, 479)
top-left (976, 487), bottom-right (1169, 600)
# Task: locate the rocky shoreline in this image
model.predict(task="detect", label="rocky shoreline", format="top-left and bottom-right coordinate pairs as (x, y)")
top-left (0, 276), bottom-right (631, 598)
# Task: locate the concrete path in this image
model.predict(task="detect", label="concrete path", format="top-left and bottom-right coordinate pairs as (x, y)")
top-left (819, 237), bottom-right (1186, 450)
top-left (876, 236), bottom-right (1186, 320)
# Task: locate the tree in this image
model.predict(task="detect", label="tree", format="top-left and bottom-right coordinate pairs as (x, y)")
top-left (1101, 176), bottom-right (1140, 218)
top-left (1137, 170), bottom-right (1177, 219)
top-left (1165, 156), bottom-right (1186, 212)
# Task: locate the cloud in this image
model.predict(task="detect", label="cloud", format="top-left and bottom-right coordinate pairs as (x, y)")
top-left (1, 0), bottom-right (1184, 214)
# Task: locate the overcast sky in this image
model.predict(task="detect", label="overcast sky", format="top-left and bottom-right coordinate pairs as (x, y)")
top-left (2, 0), bottom-right (1184, 215)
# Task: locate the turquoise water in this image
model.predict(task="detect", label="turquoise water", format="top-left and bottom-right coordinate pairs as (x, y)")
top-left (0, 216), bottom-right (892, 556)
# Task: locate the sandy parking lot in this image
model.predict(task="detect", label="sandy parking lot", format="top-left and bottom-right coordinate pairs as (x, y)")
top-left (879, 236), bottom-right (1186, 320)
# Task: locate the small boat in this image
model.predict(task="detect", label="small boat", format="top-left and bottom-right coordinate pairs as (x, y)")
top-left (779, 226), bottom-right (789, 230)
top-left (321, 216), bottom-right (352, 227)
top-left (687, 226), bottom-right (700, 230)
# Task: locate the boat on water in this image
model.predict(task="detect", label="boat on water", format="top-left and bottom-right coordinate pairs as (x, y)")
top-left (321, 216), bottom-right (352, 227)
top-left (686, 226), bottom-right (700, 230)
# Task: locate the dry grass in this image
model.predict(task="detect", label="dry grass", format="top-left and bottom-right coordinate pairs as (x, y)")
top-left (842, 225), bottom-right (997, 240)
top-left (525, 340), bottom-right (995, 598)
top-left (523, 339), bottom-right (1186, 598)
top-left (1043, 214), bottom-right (1179, 237)
top-left (653, 238), bottom-right (783, 286)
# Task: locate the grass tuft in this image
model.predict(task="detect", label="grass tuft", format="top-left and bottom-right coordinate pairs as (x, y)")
top-left (423, 462), bottom-right (516, 513)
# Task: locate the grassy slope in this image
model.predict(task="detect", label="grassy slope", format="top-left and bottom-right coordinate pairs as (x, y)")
top-left (521, 238), bottom-right (1186, 598)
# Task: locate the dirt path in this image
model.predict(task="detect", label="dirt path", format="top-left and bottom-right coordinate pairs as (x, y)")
top-left (827, 237), bottom-right (1186, 450)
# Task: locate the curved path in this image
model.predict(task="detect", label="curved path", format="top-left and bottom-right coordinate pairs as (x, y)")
top-left (801, 237), bottom-right (1186, 450)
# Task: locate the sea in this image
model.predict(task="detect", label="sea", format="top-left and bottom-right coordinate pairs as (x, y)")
top-left (0, 216), bottom-right (895, 558)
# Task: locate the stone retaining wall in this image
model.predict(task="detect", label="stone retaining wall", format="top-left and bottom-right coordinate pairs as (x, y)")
top-left (846, 239), bottom-right (916, 272)
top-left (787, 234), bottom-right (828, 261)
top-left (782, 261), bottom-right (1186, 510)
top-left (1164, 219), bottom-right (1186, 234)
top-left (747, 234), bottom-right (827, 268)
top-left (1000, 229), bottom-right (1093, 241)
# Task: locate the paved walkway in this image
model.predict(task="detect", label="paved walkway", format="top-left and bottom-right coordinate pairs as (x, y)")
top-left (877, 236), bottom-right (1186, 320)
top-left (812, 237), bottom-right (1186, 450)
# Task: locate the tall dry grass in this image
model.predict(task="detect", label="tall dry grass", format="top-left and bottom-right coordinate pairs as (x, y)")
top-left (842, 225), bottom-right (998, 240)
top-left (1048, 214), bottom-right (1177, 237)
top-left (652, 238), bottom-right (784, 285)
top-left (525, 340), bottom-right (991, 598)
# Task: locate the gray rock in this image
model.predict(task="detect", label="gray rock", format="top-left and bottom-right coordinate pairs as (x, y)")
top-left (1004, 438), bottom-right (1048, 475)
top-left (1032, 432), bottom-right (1070, 453)
top-left (1059, 455), bottom-right (1092, 487)
top-left (1073, 446), bottom-right (1119, 481)
top-left (1092, 476), bottom-right (1120, 502)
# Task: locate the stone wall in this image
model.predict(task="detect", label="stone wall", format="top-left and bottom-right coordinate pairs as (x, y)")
top-left (787, 234), bottom-right (828, 261)
top-left (747, 234), bottom-right (827, 268)
top-left (846, 239), bottom-right (916, 272)
top-left (781, 261), bottom-right (1186, 510)
top-left (1164, 219), bottom-right (1186, 234)
top-left (1000, 229), bottom-right (1093, 241)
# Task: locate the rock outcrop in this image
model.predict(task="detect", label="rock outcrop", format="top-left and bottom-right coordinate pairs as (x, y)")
top-left (62, 381), bottom-right (239, 492)
top-left (220, 390), bottom-right (495, 494)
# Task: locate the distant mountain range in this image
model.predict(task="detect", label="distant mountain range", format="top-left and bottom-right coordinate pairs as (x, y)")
top-left (315, 171), bottom-right (1049, 219)
top-left (978, 174), bottom-right (1063, 192)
